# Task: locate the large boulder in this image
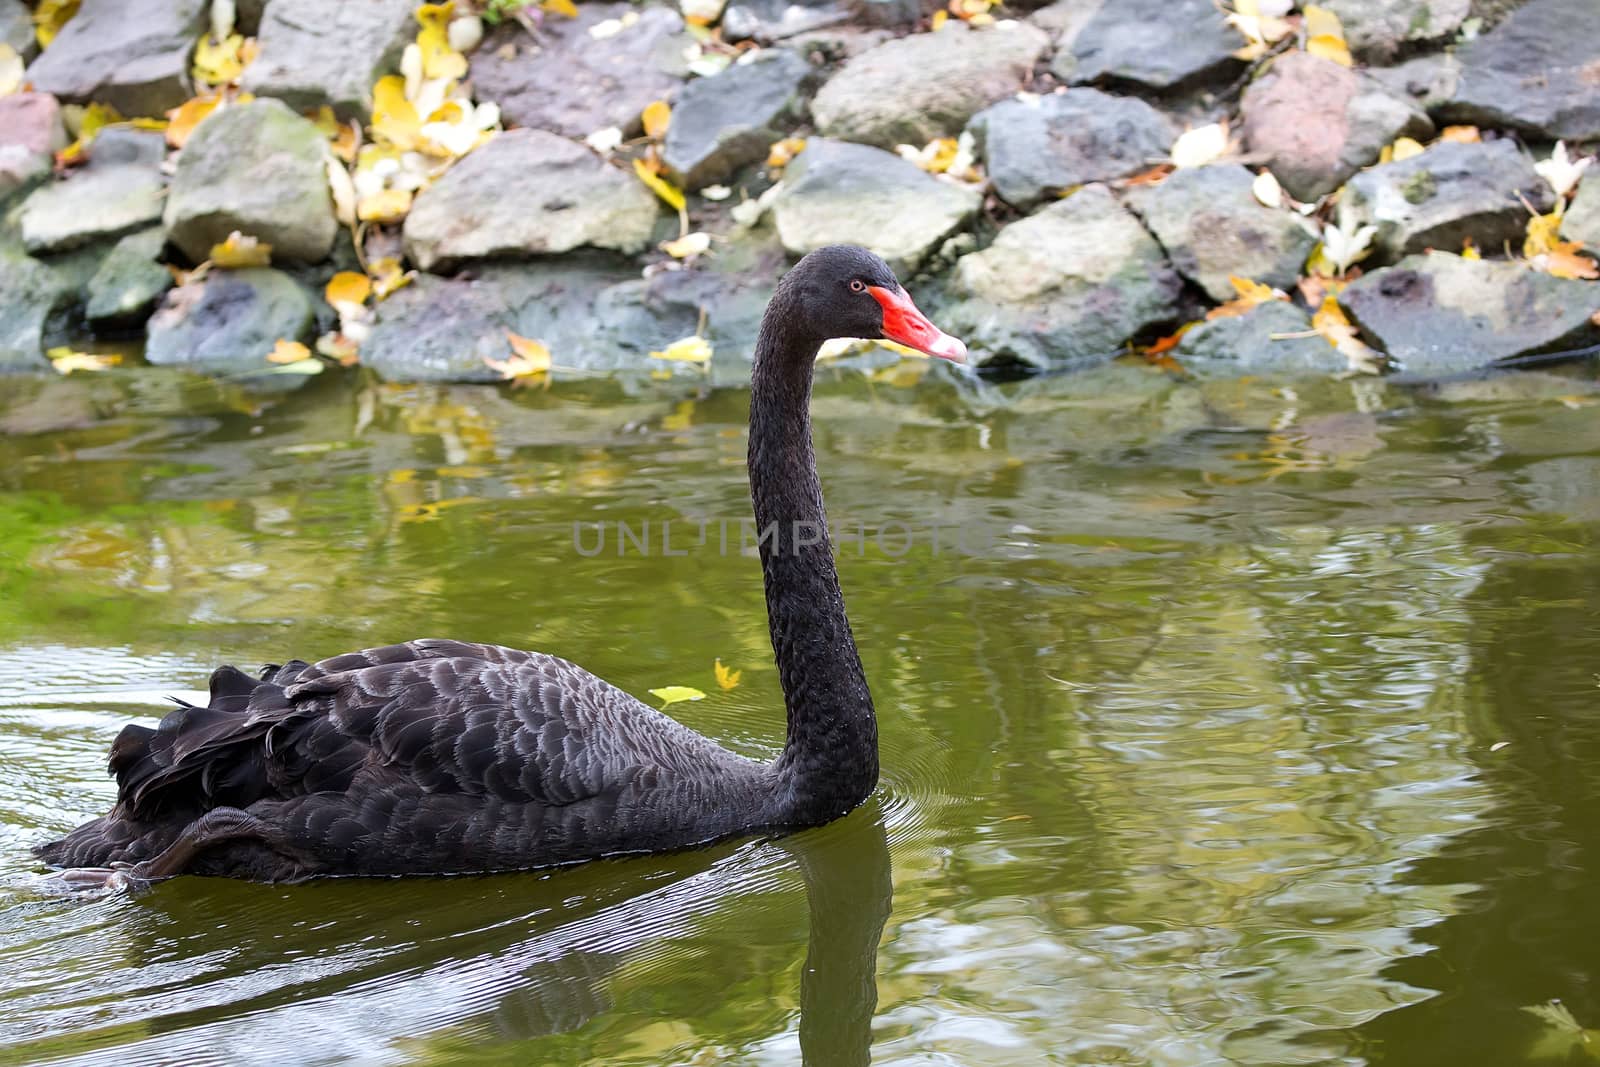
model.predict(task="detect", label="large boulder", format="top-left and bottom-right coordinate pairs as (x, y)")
top-left (85, 227), bottom-right (172, 328)
top-left (145, 268), bottom-right (315, 377)
top-left (968, 88), bottom-right (1174, 209)
top-left (723, 0), bottom-right (849, 42)
top-left (0, 0), bottom-right (34, 61)
top-left (1060, 0), bottom-right (1239, 90)
top-left (770, 139), bottom-right (980, 274)
top-left (403, 129), bottom-right (659, 270)
top-left (1173, 302), bottom-right (1346, 378)
top-left (163, 99), bottom-right (338, 265)
top-left (24, 0), bottom-right (208, 116)
top-left (940, 184), bottom-right (1183, 369)
top-left (1340, 253), bottom-right (1600, 376)
top-left (241, 0), bottom-right (417, 121)
top-left (1124, 164), bottom-right (1316, 302)
top-left (1317, 0), bottom-right (1469, 62)
top-left (17, 128), bottom-right (166, 254)
top-left (0, 246), bottom-right (70, 372)
top-left (661, 49), bottom-right (811, 189)
top-left (1241, 51), bottom-right (1433, 202)
top-left (1343, 139), bottom-right (1550, 263)
top-left (469, 4), bottom-right (690, 139)
top-left (1440, 0), bottom-right (1600, 141)
top-left (811, 22), bottom-right (1048, 149)
top-left (1562, 174), bottom-right (1600, 251)
top-left (0, 93), bottom-right (67, 204)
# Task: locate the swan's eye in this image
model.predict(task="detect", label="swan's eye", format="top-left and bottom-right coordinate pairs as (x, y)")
top-left (849, 279), bottom-right (865, 293)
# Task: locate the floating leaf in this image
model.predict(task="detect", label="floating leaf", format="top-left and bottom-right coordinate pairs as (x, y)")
top-left (46, 346), bottom-right (117, 374)
top-left (165, 94), bottom-right (222, 148)
top-left (193, 32), bottom-right (248, 86)
top-left (371, 75), bottom-right (421, 150)
top-left (633, 157), bottom-right (685, 212)
top-left (714, 659), bottom-right (742, 690)
top-left (33, 0), bottom-right (80, 48)
top-left (660, 231), bottom-right (711, 258)
top-left (268, 338), bottom-right (312, 364)
top-left (649, 685), bottom-right (706, 706)
top-left (0, 44), bottom-right (22, 97)
top-left (316, 331), bottom-right (362, 366)
top-left (766, 136), bottom-right (806, 169)
top-left (642, 99), bottom-right (671, 140)
top-left (357, 187), bottom-right (413, 223)
top-left (1171, 122), bottom-right (1228, 168)
top-left (209, 231), bottom-right (272, 267)
top-left (325, 271), bottom-right (372, 308)
top-left (650, 335), bottom-right (713, 366)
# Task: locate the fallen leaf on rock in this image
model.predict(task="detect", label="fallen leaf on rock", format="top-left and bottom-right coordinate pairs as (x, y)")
top-left (1206, 275), bottom-right (1287, 320)
top-left (1524, 209), bottom-right (1564, 257)
top-left (930, 9), bottom-right (949, 29)
top-left (1313, 295), bottom-right (1386, 374)
top-left (268, 338), bottom-right (311, 364)
top-left (1227, 0), bottom-right (1293, 61)
top-left (325, 272), bottom-right (373, 309)
top-left (193, 32), bottom-right (251, 87)
top-left (1171, 123), bottom-right (1229, 168)
top-left (358, 187), bottom-right (413, 223)
top-left (326, 154), bottom-right (357, 227)
top-left (1533, 242), bottom-right (1600, 280)
top-left (1252, 168), bottom-right (1283, 208)
top-left (0, 45), bottom-right (22, 97)
top-left (46, 346), bottom-right (117, 374)
top-left (633, 157), bottom-right (686, 212)
top-left (483, 331), bottom-right (553, 383)
top-left (588, 11), bottom-right (637, 38)
top-left (948, 0), bottom-right (997, 26)
top-left (165, 94), bottom-right (222, 148)
top-left (1312, 205), bottom-right (1377, 276)
top-left (543, 0), bottom-right (579, 17)
top-left (420, 98), bottom-right (499, 157)
top-left (714, 659), bottom-right (741, 690)
top-left (1461, 236), bottom-right (1480, 260)
top-left (1439, 125), bottom-right (1480, 144)
top-left (1303, 5), bottom-right (1352, 67)
top-left (371, 75), bottom-right (421, 150)
top-left (416, 2), bottom-right (469, 81)
top-left (448, 13), bottom-right (483, 52)
top-left (642, 99), bottom-right (671, 140)
top-left (32, 0), bottom-right (79, 48)
top-left (650, 335), bottom-right (713, 367)
top-left (700, 184), bottom-right (732, 201)
top-left (1536, 141), bottom-right (1593, 200)
top-left (316, 331), bottom-right (362, 366)
top-left (766, 137), bottom-right (806, 170)
top-left (661, 231), bottom-right (711, 258)
top-left (209, 231), bottom-right (272, 267)
top-left (649, 685), bottom-right (706, 706)
top-left (1379, 136), bottom-right (1425, 164)
top-left (368, 257), bottom-right (414, 300)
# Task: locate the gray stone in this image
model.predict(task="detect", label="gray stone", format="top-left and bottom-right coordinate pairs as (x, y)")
top-left (24, 0), bottom-right (208, 116)
top-left (661, 49), bottom-right (811, 189)
top-left (771, 139), bottom-right (980, 274)
top-left (17, 128), bottom-right (166, 254)
top-left (941, 184), bottom-right (1183, 370)
top-left (1442, 0), bottom-right (1600, 141)
top-left (403, 129), bottom-right (659, 270)
top-left (145, 267), bottom-right (315, 377)
top-left (1319, 0), bottom-right (1470, 61)
top-left (1340, 253), bottom-right (1600, 375)
top-left (470, 5), bottom-right (690, 139)
top-left (969, 88), bottom-right (1174, 209)
top-left (1562, 174), bottom-right (1600, 251)
top-left (1241, 51), bottom-right (1434, 202)
top-left (0, 245), bottom-right (70, 371)
top-left (811, 22), bottom-right (1048, 149)
top-left (242, 0), bottom-right (417, 121)
top-left (1368, 52), bottom-right (1461, 113)
top-left (1344, 139), bottom-right (1550, 263)
top-left (723, 0), bottom-right (848, 41)
top-left (1173, 301), bottom-right (1345, 378)
top-left (1, 0), bottom-right (34, 62)
top-left (1124, 164), bottom-right (1317, 302)
top-left (86, 226), bottom-right (172, 327)
top-left (1063, 0), bottom-right (1240, 91)
top-left (0, 92), bottom-right (67, 204)
top-left (846, 0), bottom-right (922, 26)
top-left (164, 99), bottom-right (338, 265)
top-left (1030, 0), bottom-right (1104, 82)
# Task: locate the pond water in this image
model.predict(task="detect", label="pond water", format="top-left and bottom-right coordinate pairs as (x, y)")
top-left (0, 357), bottom-right (1598, 1066)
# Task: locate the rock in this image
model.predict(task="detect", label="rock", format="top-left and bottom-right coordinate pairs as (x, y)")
top-left (0, 246), bottom-right (70, 371)
top-left (1441, 0), bottom-right (1600, 141)
top-left (1340, 253), bottom-right (1600, 375)
top-left (163, 99), bottom-right (338, 265)
top-left (469, 5), bottom-right (690, 139)
top-left (145, 268), bottom-right (315, 377)
top-left (1344, 139), bottom-right (1550, 263)
top-left (85, 227), bottom-right (172, 328)
top-left (969, 88), bottom-right (1174, 209)
top-left (1241, 51), bottom-right (1434, 202)
top-left (1124, 164), bottom-right (1316, 302)
top-left (0, 93), bottom-right (67, 204)
top-left (1, 0), bottom-right (34, 61)
top-left (811, 22), bottom-right (1049, 149)
top-left (1318, 0), bottom-right (1469, 61)
top-left (403, 129), bottom-right (658, 270)
top-left (941, 184), bottom-right (1183, 369)
top-left (17, 128), bottom-right (166, 254)
top-left (24, 0), bottom-right (208, 116)
top-left (1368, 52), bottom-right (1461, 113)
top-left (241, 0), bottom-right (417, 121)
top-left (847, 0), bottom-right (923, 26)
top-left (1173, 301), bottom-right (1345, 378)
top-left (723, 0), bottom-right (849, 41)
top-left (1562, 174), bottom-right (1600, 250)
top-left (1061, 0), bottom-right (1240, 90)
top-left (770, 139), bottom-right (980, 274)
top-left (661, 49), bottom-right (811, 189)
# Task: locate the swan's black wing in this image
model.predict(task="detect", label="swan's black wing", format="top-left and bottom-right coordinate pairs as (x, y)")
top-left (38, 639), bottom-right (760, 879)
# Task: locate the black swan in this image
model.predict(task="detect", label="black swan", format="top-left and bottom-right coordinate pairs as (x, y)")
top-left (36, 245), bottom-right (967, 886)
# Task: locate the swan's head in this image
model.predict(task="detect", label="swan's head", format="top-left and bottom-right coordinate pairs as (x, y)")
top-left (781, 245), bottom-right (967, 363)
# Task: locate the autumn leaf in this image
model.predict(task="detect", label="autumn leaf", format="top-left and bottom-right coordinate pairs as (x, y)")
top-left (633, 157), bottom-right (685, 212)
top-left (642, 99), bottom-right (671, 140)
top-left (543, 0), bottom-right (579, 17)
top-left (165, 94), bottom-right (222, 148)
top-left (1533, 242), bottom-right (1600, 280)
top-left (930, 9), bottom-right (949, 29)
top-left (1206, 275), bottom-right (1287, 319)
top-left (416, 2), bottom-right (469, 81)
top-left (650, 335), bottom-right (713, 367)
top-left (1461, 236), bottom-right (1481, 260)
top-left (371, 75), bottom-right (421, 150)
top-left (649, 685), bottom-right (706, 706)
top-left (357, 187), bottom-right (413, 223)
top-left (268, 358), bottom-right (325, 376)
top-left (1536, 141), bottom-right (1593, 199)
top-left (46, 346), bottom-right (117, 374)
top-left (483, 331), bottom-right (552, 381)
top-left (1313, 295), bottom-right (1386, 374)
top-left (1171, 122), bottom-right (1228, 168)
top-left (268, 339), bottom-right (312, 364)
top-left (1226, 0), bottom-right (1292, 60)
top-left (1251, 168), bottom-right (1283, 208)
top-left (1378, 136), bottom-right (1425, 164)
top-left (33, 0), bottom-right (79, 48)
top-left (209, 231), bottom-right (272, 268)
top-left (1438, 125), bottom-right (1480, 144)
top-left (193, 32), bottom-right (250, 86)
top-left (369, 256), bottom-right (415, 300)
top-left (660, 231), bottom-right (711, 259)
top-left (1311, 205), bottom-right (1378, 276)
top-left (325, 271), bottom-right (372, 309)
top-left (316, 331), bottom-right (362, 366)
top-left (714, 659), bottom-right (742, 690)
top-left (1524, 209), bottom-right (1564, 257)
top-left (766, 137), bottom-right (806, 169)
top-left (0, 45), bottom-right (22, 97)
top-left (420, 98), bottom-right (499, 157)
top-left (1303, 5), bottom-right (1352, 66)
top-left (948, 0), bottom-right (997, 25)
top-left (326, 153), bottom-right (357, 226)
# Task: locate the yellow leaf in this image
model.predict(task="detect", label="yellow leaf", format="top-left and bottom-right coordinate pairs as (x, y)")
top-left (368, 256), bottom-right (415, 300)
top-left (714, 659), bottom-right (742, 691)
top-left (357, 187), bottom-right (413, 222)
top-left (633, 157), bottom-right (685, 212)
top-left (1302, 4), bottom-right (1344, 40)
top-left (930, 9), bottom-right (948, 29)
top-left (1525, 209), bottom-right (1564, 257)
top-left (505, 330), bottom-right (551, 369)
top-left (542, 0), bottom-right (579, 17)
top-left (1307, 33), bottom-right (1353, 66)
top-left (1312, 294), bottom-right (1356, 346)
top-left (46, 346), bottom-right (117, 374)
top-left (193, 32), bottom-right (249, 86)
top-left (268, 339), bottom-right (311, 364)
top-left (642, 99), bottom-right (671, 140)
top-left (165, 94), bottom-right (221, 148)
top-left (0, 44), bottom-right (22, 97)
top-left (1536, 242), bottom-right (1600, 280)
top-left (649, 686), bottom-right (706, 706)
top-left (371, 75), bottom-right (421, 150)
top-left (33, 0), bottom-right (79, 48)
top-left (649, 335), bottom-right (713, 366)
top-left (415, 2), bottom-right (469, 81)
top-left (77, 101), bottom-right (121, 140)
top-left (325, 271), bottom-right (372, 308)
top-left (1379, 136), bottom-right (1424, 164)
top-left (483, 331), bottom-right (552, 380)
top-left (1439, 125), bottom-right (1481, 144)
top-left (660, 231), bottom-right (711, 258)
top-left (1461, 236), bottom-right (1480, 260)
top-left (316, 331), bottom-right (362, 366)
top-left (209, 231), bottom-right (272, 268)
top-left (766, 136), bottom-right (806, 169)
top-left (1206, 275), bottom-right (1286, 319)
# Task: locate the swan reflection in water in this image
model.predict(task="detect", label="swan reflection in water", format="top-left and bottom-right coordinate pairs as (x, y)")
top-left (25, 807), bottom-right (892, 1066)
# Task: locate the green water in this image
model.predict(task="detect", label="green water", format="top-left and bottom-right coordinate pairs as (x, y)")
top-left (0, 358), bottom-right (1598, 1066)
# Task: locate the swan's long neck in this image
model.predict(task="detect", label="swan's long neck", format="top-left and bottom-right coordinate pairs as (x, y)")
top-left (748, 293), bottom-right (878, 823)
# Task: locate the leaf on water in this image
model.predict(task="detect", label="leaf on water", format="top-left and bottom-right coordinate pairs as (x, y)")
top-left (649, 686), bottom-right (706, 706)
top-left (325, 271), bottom-right (372, 308)
top-left (483, 331), bottom-right (552, 381)
top-left (208, 231), bottom-right (272, 268)
top-left (46, 346), bottom-right (117, 374)
top-left (415, 3), bottom-right (469, 81)
top-left (1206, 275), bottom-right (1287, 319)
top-left (368, 256), bottom-right (415, 300)
top-left (371, 75), bottom-right (421, 150)
top-left (633, 157), bottom-right (685, 212)
top-left (1252, 168), bottom-right (1283, 208)
top-left (0, 44), bottom-right (23, 97)
top-left (193, 32), bottom-right (250, 86)
top-left (1438, 125), bottom-right (1480, 144)
top-left (357, 187), bottom-right (413, 223)
top-left (165, 94), bottom-right (222, 148)
top-left (1379, 136), bottom-right (1425, 164)
top-left (33, 0), bottom-right (80, 48)
top-left (660, 231), bottom-right (711, 258)
top-left (714, 659), bottom-right (742, 690)
top-left (268, 338), bottom-right (312, 363)
top-left (1536, 141), bottom-right (1593, 199)
top-left (766, 136), bottom-right (806, 169)
top-left (642, 99), bottom-right (671, 140)
top-left (1171, 122), bottom-right (1228, 168)
top-left (650, 335), bottom-right (713, 366)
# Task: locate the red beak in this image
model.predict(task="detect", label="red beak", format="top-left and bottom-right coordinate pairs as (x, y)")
top-left (866, 285), bottom-right (967, 363)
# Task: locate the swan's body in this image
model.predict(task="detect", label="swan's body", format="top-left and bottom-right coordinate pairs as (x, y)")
top-left (36, 246), bottom-right (966, 885)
